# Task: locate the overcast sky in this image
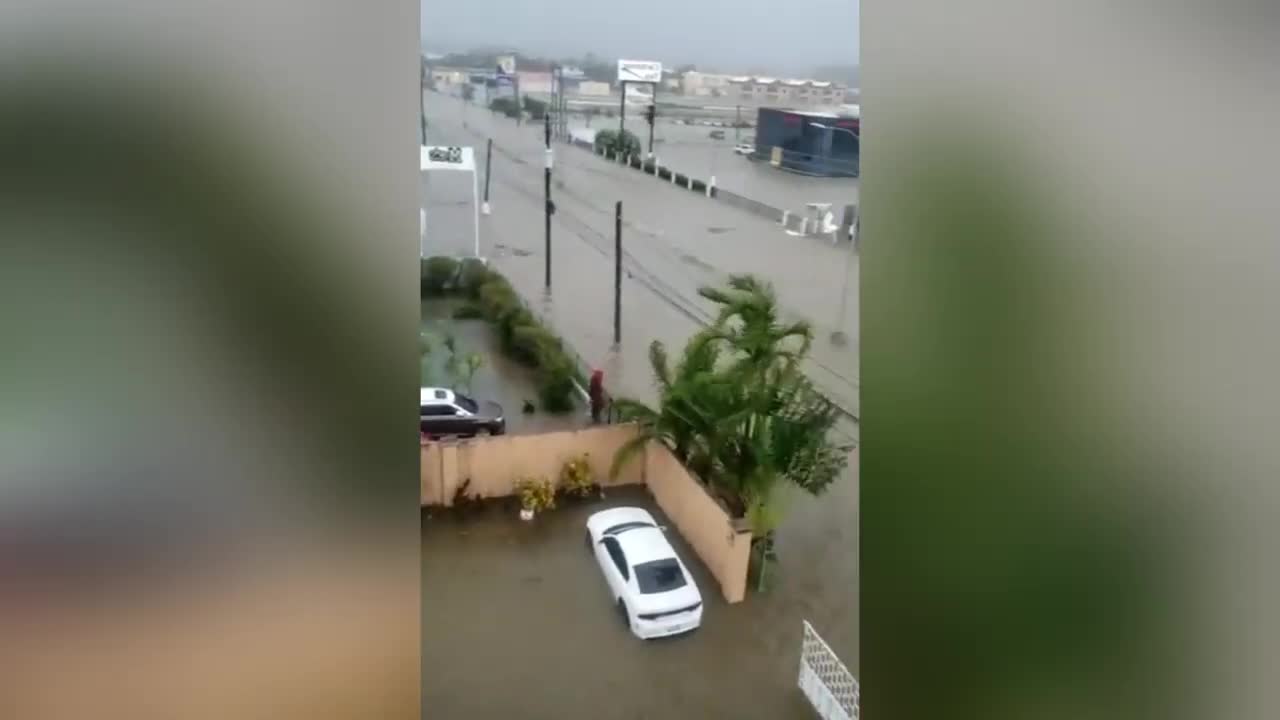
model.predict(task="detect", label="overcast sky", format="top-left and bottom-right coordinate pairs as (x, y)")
top-left (422, 0), bottom-right (858, 76)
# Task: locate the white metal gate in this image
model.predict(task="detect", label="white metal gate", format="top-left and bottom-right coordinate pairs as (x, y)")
top-left (798, 620), bottom-right (859, 720)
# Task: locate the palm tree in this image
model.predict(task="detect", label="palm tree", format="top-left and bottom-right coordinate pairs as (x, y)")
top-left (610, 274), bottom-right (846, 551)
top-left (608, 332), bottom-right (725, 481)
top-left (696, 274), bottom-right (813, 383)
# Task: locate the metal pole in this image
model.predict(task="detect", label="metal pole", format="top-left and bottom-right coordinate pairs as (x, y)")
top-left (482, 138), bottom-right (493, 215)
top-left (832, 209), bottom-right (857, 345)
top-left (420, 60), bottom-right (427, 145)
top-left (471, 166), bottom-right (480, 257)
top-left (618, 81), bottom-right (626, 138)
top-left (614, 200), bottom-right (622, 346)
top-left (562, 71), bottom-right (569, 140)
top-left (648, 82), bottom-right (657, 157)
top-left (544, 112), bottom-right (553, 290)
top-left (647, 108), bottom-right (655, 158)
top-left (735, 104), bottom-right (741, 144)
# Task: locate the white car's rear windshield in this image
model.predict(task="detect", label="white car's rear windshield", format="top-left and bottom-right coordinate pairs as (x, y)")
top-left (634, 558), bottom-right (688, 594)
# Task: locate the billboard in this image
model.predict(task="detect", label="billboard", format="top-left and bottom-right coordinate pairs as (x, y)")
top-left (496, 54), bottom-right (517, 76)
top-left (617, 59), bottom-right (662, 84)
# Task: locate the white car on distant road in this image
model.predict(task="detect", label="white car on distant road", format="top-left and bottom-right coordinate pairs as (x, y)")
top-left (733, 143), bottom-right (754, 156)
top-left (586, 507), bottom-right (704, 639)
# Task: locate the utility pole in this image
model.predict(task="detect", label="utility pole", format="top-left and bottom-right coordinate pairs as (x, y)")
top-left (550, 66), bottom-right (559, 141)
top-left (482, 138), bottom-right (493, 215)
top-left (419, 58), bottom-right (427, 145)
top-left (618, 80), bottom-right (627, 138)
top-left (614, 201), bottom-right (623, 346)
top-left (735, 104), bottom-right (742, 144)
top-left (544, 112), bottom-right (553, 290)
top-left (645, 103), bottom-right (656, 157)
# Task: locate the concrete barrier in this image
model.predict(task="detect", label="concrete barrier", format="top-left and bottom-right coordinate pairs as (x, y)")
top-left (420, 425), bottom-right (643, 505)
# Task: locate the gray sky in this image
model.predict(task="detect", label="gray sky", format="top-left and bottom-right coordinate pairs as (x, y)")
top-left (422, 0), bottom-right (858, 76)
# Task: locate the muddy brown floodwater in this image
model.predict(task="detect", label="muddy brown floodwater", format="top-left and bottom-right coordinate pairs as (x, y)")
top-left (423, 474), bottom-right (857, 720)
top-left (421, 298), bottom-right (584, 435)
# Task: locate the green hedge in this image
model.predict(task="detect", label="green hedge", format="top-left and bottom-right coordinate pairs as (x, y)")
top-left (421, 256), bottom-right (459, 296)
top-left (421, 257), bottom-right (579, 413)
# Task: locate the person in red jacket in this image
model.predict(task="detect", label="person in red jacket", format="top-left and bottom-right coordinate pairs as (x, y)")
top-left (588, 369), bottom-right (605, 424)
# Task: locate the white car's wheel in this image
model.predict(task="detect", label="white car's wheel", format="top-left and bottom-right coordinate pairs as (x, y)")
top-left (616, 599), bottom-right (631, 629)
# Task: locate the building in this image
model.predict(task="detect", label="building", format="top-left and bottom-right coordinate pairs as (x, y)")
top-left (515, 71), bottom-right (553, 94)
top-left (429, 67), bottom-right (467, 85)
top-left (576, 80), bottom-right (612, 96)
top-left (680, 71), bottom-right (734, 97)
top-left (727, 76), bottom-right (847, 107)
top-left (753, 107), bottom-right (859, 177)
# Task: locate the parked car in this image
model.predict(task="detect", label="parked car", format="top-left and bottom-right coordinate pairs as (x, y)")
top-left (733, 143), bottom-right (754, 156)
top-left (420, 387), bottom-right (505, 438)
top-left (586, 507), bottom-right (703, 639)
top-left (708, 129), bottom-right (726, 140)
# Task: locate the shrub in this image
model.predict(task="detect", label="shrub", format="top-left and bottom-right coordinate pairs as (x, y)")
top-left (593, 128), bottom-right (641, 158)
top-left (478, 278), bottom-right (518, 321)
top-left (514, 476), bottom-right (556, 512)
top-left (510, 323), bottom-right (555, 367)
top-left (559, 453), bottom-right (595, 498)
top-left (690, 179), bottom-right (706, 192)
top-left (538, 360), bottom-right (577, 414)
top-left (522, 95), bottom-right (547, 119)
top-left (452, 302), bottom-right (484, 320)
top-left (497, 307), bottom-right (535, 352)
top-left (421, 256), bottom-right (459, 296)
top-left (489, 97), bottom-right (520, 118)
top-left (457, 258), bottom-right (490, 298)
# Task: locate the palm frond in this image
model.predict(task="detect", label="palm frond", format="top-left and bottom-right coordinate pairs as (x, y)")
top-left (609, 431), bottom-right (653, 480)
top-left (647, 340), bottom-right (673, 392)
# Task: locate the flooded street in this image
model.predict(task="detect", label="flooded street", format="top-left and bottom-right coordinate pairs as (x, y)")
top-left (423, 90), bottom-right (857, 718)
top-left (423, 480), bottom-right (856, 719)
top-left (423, 92), bottom-right (859, 426)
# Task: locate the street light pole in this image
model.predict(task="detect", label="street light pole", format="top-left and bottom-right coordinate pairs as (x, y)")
top-left (618, 80), bottom-right (627, 138)
top-left (544, 112), bottom-right (553, 290)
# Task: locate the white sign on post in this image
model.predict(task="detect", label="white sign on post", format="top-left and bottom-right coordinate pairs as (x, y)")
top-left (421, 145), bottom-right (480, 258)
top-left (421, 145), bottom-right (476, 172)
top-left (617, 59), bottom-right (662, 84)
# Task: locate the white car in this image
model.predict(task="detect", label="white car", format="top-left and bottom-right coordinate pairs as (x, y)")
top-left (586, 507), bottom-right (704, 639)
top-left (733, 143), bottom-right (754, 156)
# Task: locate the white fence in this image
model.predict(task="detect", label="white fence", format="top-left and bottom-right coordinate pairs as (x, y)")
top-left (798, 620), bottom-right (859, 720)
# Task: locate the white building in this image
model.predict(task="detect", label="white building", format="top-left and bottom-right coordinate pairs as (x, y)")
top-left (577, 80), bottom-right (612, 97)
top-left (726, 76), bottom-right (847, 107)
top-left (680, 71), bottom-right (734, 97)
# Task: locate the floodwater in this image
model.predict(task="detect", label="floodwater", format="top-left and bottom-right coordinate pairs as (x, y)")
top-left (422, 92), bottom-right (859, 426)
top-left (422, 479), bottom-right (857, 719)
top-left (422, 90), bottom-right (857, 718)
top-left (571, 115), bottom-right (860, 213)
top-left (421, 298), bottom-right (583, 434)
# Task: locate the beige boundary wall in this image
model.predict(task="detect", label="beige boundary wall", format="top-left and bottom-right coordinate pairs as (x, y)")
top-left (421, 425), bottom-right (753, 603)
top-left (642, 441), bottom-right (753, 603)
